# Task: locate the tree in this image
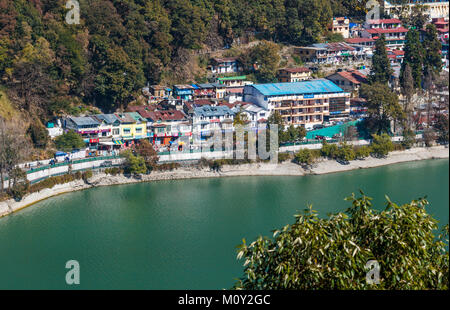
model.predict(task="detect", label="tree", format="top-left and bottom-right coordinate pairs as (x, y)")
top-left (335, 143), bottom-right (356, 162)
top-left (321, 141), bottom-right (338, 159)
top-left (267, 111), bottom-right (285, 144)
top-left (134, 140), bottom-right (159, 172)
top-left (434, 114), bottom-right (449, 144)
top-left (370, 133), bottom-right (394, 158)
top-left (370, 35), bottom-right (393, 85)
top-left (294, 148), bottom-right (318, 168)
top-left (247, 41), bottom-right (280, 83)
top-left (0, 118), bottom-right (31, 193)
top-left (355, 145), bottom-right (371, 159)
top-left (360, 83), bottom-right (404, 134)
top-left (423, 24), bottom-right (442, 76)
top-left (27, 120), bottom-right (49, 149)
top-left (400, 63), bottom-right (415, 125)
top-left (54, 130), bottom-right (85, 152)
top-left (401, 127), bottom-right (416, 149)
top-left (234, 193), bottom-right (449, 289)
top-left (401, 29), bottom-right (424, 89)
top-left (120, 150), bottom-right (147, 175)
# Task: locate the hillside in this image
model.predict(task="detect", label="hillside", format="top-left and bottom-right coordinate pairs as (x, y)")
top-left (0, 0), bottom-right (369, 121)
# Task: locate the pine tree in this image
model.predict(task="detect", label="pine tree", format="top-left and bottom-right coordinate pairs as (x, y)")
top-left (401, 29), bottom-right (424, 89)
top-left (423, 24), bottom-right (442, 75)
top-left (370, 35), bottom-right (393, 85)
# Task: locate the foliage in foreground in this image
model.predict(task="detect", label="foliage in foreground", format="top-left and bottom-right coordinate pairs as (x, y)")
top-left (234, 193), bottom-right (449, 290)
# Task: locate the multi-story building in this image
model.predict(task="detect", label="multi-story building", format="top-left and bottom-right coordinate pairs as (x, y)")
top-left (190, 105), bottom-right (236, 141)
top-left (330, 17), bottom-right (350, 38)
top-left (277, 67), bottom-right (312, 82)
top-left (173, 85), bottom-right (194, 101)
top-left (216, 75), bottom-right (253, 88)
top-left (139, 110), bottom-right (191, 146)
top-left (362, 18), bottom-right (408, 49)
top-left (62, 116), bottom-right (103, 148)
top-left (295, 42), bottom-right (368, 64)
top-left (209, 57), bottom-right (243, 74)
top-left (384, 0), bottom-right (449, 20)
top-left (326, 70), bottom-right (368, 97)
top-left (243, 79), bottom-right (351, 129)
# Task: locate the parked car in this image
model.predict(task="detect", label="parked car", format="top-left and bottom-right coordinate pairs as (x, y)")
top-left (100, 161), bottom-right (113, 168)
top-left (313, 124), bottom-right (324, 130)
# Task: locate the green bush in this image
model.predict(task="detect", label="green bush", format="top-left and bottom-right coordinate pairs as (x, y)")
top-left (335, 143), bottom-right (356, 162)
top-left (355, 146), bottom-right (371, 159)
top-left (321, 141), bottom-right (339, 159)
top-left (295, 149), bottom-right (318, 167)
top-left (370, 134), bottom-right (394, 158)
top-left (278, 152), bottom-right (291, 163)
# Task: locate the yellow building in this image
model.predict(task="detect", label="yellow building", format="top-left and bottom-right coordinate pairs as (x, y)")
top-left (114, 112), bottom-right (147, 141)
top-left (277, 67), bottom-right (312, 83)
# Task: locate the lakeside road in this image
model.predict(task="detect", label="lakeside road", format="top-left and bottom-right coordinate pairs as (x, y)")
top-left (0, 146), bottom-right (448, 218)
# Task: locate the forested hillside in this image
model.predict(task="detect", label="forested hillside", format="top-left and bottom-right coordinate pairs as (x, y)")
top-left (0, 0), bottom-right (368, 119)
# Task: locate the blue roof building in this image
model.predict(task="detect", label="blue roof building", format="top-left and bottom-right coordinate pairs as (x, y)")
top-left (243, 79), bottom-right (350, 129)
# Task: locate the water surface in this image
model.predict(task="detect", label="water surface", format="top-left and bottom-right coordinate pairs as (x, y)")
top-left (0, 159), bottom-right (448, 289)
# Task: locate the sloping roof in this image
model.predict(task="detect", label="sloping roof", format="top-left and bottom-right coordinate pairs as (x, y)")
top-left (367, 18), bottom-right (402, 24)
top-left (366, 27), bottom-right (408, 34)
top-left (311, 42), bottom-right (355, 52)
top-left (94, 114), bottom-right (120, 125)
top-left (329, 70), bottom-right (368, 85)
top-left (69, 116), bottom-right (100, 127)
top-left (114, 113), bottom-right (136, 124)
top-left (126, 112), bottom-right (146, 122)
top-left (146, 110), bottom-right (187, 122)
top-left (212, 57), bottom-right (239, 63)
top-left (193, 105), bottom-right (235, 118)
top-left (249, 79), bottom-right (343, 96)
top-left (217, 75), bottom-right (247, 81)
top-left (345, 38), bottom-right (375, 44)
top-left (279, 67), bottom-right (311, 73)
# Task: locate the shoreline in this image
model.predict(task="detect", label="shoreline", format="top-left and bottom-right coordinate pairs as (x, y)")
top-left (0, 146), bottom-right (448, 219)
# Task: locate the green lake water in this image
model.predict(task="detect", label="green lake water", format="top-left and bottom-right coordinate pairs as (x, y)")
top-left (0, 159), bottom-right (448, 289)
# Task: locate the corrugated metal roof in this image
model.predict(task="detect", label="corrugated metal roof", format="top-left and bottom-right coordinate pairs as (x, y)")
top-left (69, 116), bottom-right (100, 126)
top-left (193, 105), bottom-right (235, 118)
top-left (250, 79), bottom-right (343, 96)
top-left (94, 114), bottom-right (120, 124)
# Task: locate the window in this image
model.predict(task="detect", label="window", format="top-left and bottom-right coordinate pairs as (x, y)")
top-left (136, 127), bottom-right (142, 133)
top-left (112, 128), bottom-right (120, 135)
top-left (123, 128), bottom-right (131, 134)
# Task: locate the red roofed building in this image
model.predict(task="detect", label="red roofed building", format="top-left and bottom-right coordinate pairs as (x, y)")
top-left (387, 48), bottom-right (405, 65)
top-left (326, 69), bottom-right (368, 97)
top-left (362, 26), bottom-right (409, 49)
top-left (365, 18), bottom-right (402, 30)
top-left (345, 37), bottom-right (375, 48)
top-left (139, 110), bottom-right (191, 146)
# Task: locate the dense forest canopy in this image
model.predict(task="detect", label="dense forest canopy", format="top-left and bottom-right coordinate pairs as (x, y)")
top-left (0, 0), bottom-right (368, 117)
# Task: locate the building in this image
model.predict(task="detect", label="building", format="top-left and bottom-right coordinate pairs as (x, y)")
top-left (277, 67), bottom-right (312, 82)
top-left (192, 83), bottom-right (216, 99)
top-left (362, 18), bottom-right (408, 50)
top-left (243, 79), bottom-right (351, 129)
top-left (139, 110), bottom-right (191, 146)
top-left (62, 116), bottom-right (102, 148)
top-left (330, 17), bottom-right (350, 38)
top-left (173, 85), bottom-right (194, 101)
top-left (190, 105), bottom-right (236, 140)
top-left (384, 0), bottom-right (449, 20)
top-left (209, 57), bottom-right (243, 74)
top-left (238, 102), bottom-right (269, 129)
top-left (216, 75), bottom-right (253, 88)
top-left (345, 37), bottom-right (376, 48)
top-left (295, 42), bottom-right (368, 64)
top-left (387, 48), bottom-right (405, 65)
top-left (326, 70), bottom-right (368, 96)
top-left (149, 85), bottom-right (172, 98)
top-left (364, 18), bottom-right (403, 30)
top-left (224, 87), bottom-right (244, 103)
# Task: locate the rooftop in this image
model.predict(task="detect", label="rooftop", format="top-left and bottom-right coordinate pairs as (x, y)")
top-left (329, 70), bottom-right (368, 85)
top-left (248, 79), bottom-right (344, 96)
top-left (193, 105), bottom-right (235, 118)
top-left (367, 18), bottom-right (402, 24)
top-left (68, 116), bottom-right (100, 127)
top-left (145, 110), bottom-right (187, 122)
top-left (279, 67), bottom-right (311, 73)
top-left (366, 27), bottom-right (409, 34)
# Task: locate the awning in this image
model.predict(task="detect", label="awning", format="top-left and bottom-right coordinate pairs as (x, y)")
top-left (113, 140), bottom-right (124, 145)
top-left (100, 141), bottom-right (115, 146)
